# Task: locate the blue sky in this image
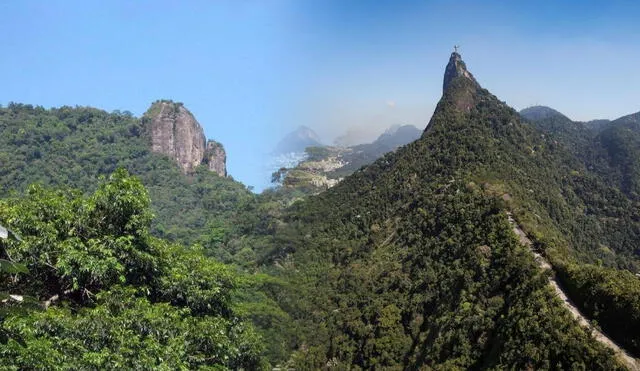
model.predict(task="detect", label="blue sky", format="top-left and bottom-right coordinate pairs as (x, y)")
top-left (2, 1), bottom-right (640, 191)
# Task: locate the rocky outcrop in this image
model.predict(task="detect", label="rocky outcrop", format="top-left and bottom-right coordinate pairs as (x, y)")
top-left (205, 140), bottom-right (227, 177)
top-left (144, 100), bottom-right (227, 176)
top-left (441, 52), bottom-right (480, 113)
top-left (443, 51), bottom-right (477, 93)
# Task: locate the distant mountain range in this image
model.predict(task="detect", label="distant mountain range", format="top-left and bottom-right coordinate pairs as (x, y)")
top-left (271, 123), bottom-right (422, 193)
top-left (272, 125), bottom-right (323, 155)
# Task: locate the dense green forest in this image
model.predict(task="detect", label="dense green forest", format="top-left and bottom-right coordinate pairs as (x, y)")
top-left (519, 106), bottom-right (640, 356)
top-left (0, 170), bottom-right (268, 369)
top-left (0, 103), bottom-right (290, 367)
top-left (248, 57), bottom-right (640, 368)
top-left (0, 103), bottom-right (271, 262)
top-left (2, 52), bottom-right (640, 369)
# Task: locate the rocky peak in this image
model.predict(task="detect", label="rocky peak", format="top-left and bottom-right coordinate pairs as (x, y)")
top-left (443, 51), bottom-right (477, 94)
top-left (424, 52), bottom-right (487, 134)
top-left (437, 51), bottom-right (482, 115)
top-left (143, 100), bottom-right (227, 176)
top-left (205, 140), bottom-right (227, 177)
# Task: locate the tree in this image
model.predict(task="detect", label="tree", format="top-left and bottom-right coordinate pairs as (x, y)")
top-left (0, 170), bottom-right (268, 369)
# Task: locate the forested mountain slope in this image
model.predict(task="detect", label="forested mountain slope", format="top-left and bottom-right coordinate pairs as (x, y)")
top-left (260, 52), bottom-right (640, 369)
top-left (520, 105), bottom-right (570, 122)
top-left (520, 105), bottom-right (640, 201)
top-left (0, 103), bottom-right (256, 250)
top-left (3, 51), bottom-right (640, 369)
top-left (0, 102), bottom-right (300, 367)
top-left (596, 111), bottom-right (640, 198)
top-left (519, 105), bottom-right (596, 159)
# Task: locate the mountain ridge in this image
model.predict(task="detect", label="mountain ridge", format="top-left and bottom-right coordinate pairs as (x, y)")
top-left (2, 50), bottom-right (640, 369)
top-left (261, 52), bottom-right (635, 369)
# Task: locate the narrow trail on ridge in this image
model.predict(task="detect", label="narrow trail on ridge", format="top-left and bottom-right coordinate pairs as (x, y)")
top-left (506, 212), bottom-right (640, 371)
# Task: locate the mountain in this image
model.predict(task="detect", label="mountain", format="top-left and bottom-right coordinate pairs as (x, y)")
top-left (273, 124), bottom-right (422, 194)
top-left (3, 51), bottom-right (640, 369)
top-left (520, 106), bottom-right (613, 134)
top-left (520, 105), bottom-right (640, 201)
top-left (375, 124), bottom-right (423, 148)
top-left (333, 124), bottom-right (406, 147)
top-left (0, 102), bottom-right (251, 247)
top-left (442, 50), bottom-right (477, 93)
top-left (520, 105), bottom-right (570, 121)
top-left (594, 110), bottom-right (640, 197)
top-left (144, 100), bottom-right (226, 177)
top-left (144, 100), bottom-right (207, 173)
top-left (259, 52), bottom-right (639, 369)
top-left (612, 111), bottom-right (640, 127)
top-left (331, 124), bottom-right (422, 177)
top-left (520, 105), bottom-right (598, 161)
top-left (584, 118), bottom-right (612, 132)
top-left (204, 140), bottom-right (227, 177)
top-left (272, 126), bottom-right (322, 155)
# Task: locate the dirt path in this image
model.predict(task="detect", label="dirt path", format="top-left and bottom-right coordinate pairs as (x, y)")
top-left (506, 212), bottom-right (640, 371)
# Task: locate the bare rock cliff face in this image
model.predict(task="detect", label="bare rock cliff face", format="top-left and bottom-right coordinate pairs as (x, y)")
top-left (424, 52), bottom-right (482, 134)
top-left (144, 100), bottom-right (227, 176)
top-left (443, 52), bottom-right (477, 93)
top-left (442, 52), bottom-right (480, 113)
top-left (205, 140), bottom-right (227, 177)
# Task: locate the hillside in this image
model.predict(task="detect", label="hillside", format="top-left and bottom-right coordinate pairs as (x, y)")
top-left (3, 51), bottom-right (640, 369)
top-left (0, 102), bottom-right (257, 250)
top-left (0, 104), bottom-right (290, 367)
top-left (521, 104), bottom-right (640, 207)
top-left (596, 111), bottom-right (640, 197)
top-left (258, 52), bottom-right (640, 369)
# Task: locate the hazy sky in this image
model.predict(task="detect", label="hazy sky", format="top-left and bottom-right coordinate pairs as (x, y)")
top-left (2, 1), bottom-right (640, 190)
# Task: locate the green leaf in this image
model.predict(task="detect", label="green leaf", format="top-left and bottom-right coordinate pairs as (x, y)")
top-left (0, 259), bottom-right (29, 274)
